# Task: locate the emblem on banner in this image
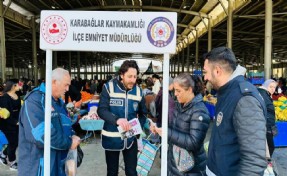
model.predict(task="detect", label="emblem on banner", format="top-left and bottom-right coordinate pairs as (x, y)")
top-left (147, 17), bottom-right (174, 47)
top-left (41, 15), bottom-right (68, 44)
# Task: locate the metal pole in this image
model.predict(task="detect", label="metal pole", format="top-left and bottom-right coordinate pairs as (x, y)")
top-left (195, 30), bottom-right (199, 70)
top-left (104, 59), bottom-right (106, 79)
top-left (95, 57), bottom-right (98, 80)
top-left (177, 53), bottom-right (180, 75)
top-left (18, 67), bottom-right (20, 79)
top-left (161, 53), bottom-right (169, 176)
top-left (44, 49), bottom-right (52, 176)
top-left (68, 52), bottom-right (72, 74)
top-left (173, 56), bottom-right (176, 77)
top-left (53, 52), bottom-right (57, 69)
top-left (264, 0), bottom-right (272, 79)
top-left (208, 17), bottom-right (212, 51)
top-left (85, 54), bottom-right (87, 80)
top-left (227, 0), bottom-right (233, 48)
top-left (77, 52), bottom-right (80, 79)
top-left (260, 46), bottom-right (264, 72)
top-left (91, 60), bottom-right (94, 80)
top-left (27, 67), bottom-right (30, 79)
top-left (100, 57), bottom-right (103, 80)
top-left (187, 45), bottom-right (190, 73)
top-left (0, 1), bottom-right (6, 81)
top-left (12, 54), bottom-right (15, 77)
top-left (32, 16), bottom-right (38, 85)
top-left (181, 49), bottom-right (185, 72)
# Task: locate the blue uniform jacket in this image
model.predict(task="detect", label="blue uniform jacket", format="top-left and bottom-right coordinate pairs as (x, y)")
top-left (18, 83), bottom-right (73, 176)
top-left (97, 78), bottom-right (147, 150)
top-left (207, 76), bottom-right (267, 176)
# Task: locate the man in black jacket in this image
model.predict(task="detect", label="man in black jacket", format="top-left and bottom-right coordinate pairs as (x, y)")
top-left (203, 47), bottom-right (267, 176)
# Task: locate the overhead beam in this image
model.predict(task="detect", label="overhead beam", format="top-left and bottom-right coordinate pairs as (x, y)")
top-left (25, 1), bottom-right (42, 13)
top-left (65, 0), bottom-right (73, 8)
top-left (78, 5), bottom-right (208, 17)
top-left (234, 15), bottom-right (287, 22)
top-left (3, 0), bottom-right (11, 16)
top-left (178, 23), bottom-right (188, 28)
top-left (213, 28), bottom-right (286, 39)
top-left (52, 0), bottom-right (63, 9)
top-left (3, 7), bottom-right (31, 28)
top-left (218, 0), bottom-right (228, 15)
top-left (39, 0), bottom-right (51, 9)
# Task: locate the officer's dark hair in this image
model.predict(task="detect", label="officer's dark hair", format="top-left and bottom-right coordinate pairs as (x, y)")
top-left (204, 47), bottom-right (237, 73)
top-left (118, 60), bottom-right (140, 75)
top-left (174, 73), bottom-right (204, 96)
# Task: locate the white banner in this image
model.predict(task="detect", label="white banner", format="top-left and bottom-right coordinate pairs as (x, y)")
top-left (40, 11), bottom-right (177, 54)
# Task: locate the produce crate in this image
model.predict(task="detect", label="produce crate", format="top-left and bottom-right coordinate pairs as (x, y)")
top-left (274, 122), bottom-right (287, 147)
top-left (0, 130), bottom-right (8, 150)
top-left (248, 78), bottom-right (265, 85)
top-left (88, 101), bottom-right (99, 111)
top-left (204, 102), bottom-right (216, 120)
top-left (79, 119), bottom-right (104, 131)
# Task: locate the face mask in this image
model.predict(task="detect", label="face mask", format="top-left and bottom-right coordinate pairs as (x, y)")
top-left (278, 87), bottom-right (282, 94)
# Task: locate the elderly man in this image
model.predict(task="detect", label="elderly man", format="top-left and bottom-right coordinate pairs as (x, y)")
top-left (203, 47), bottom-right (267, 176)
top-left (18, 68), bottom-right (80, 176)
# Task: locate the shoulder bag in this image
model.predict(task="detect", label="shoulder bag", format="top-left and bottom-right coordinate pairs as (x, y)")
top-left (172, 145), bottom-right (195, 173)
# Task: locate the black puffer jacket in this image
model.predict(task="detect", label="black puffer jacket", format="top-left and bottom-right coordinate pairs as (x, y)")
top-left (168, 94), bottom-right (210, 176)
top-left (258, 87), bottom-right (275, 131)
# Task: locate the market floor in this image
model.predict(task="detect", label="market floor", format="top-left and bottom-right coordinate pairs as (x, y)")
top-left (0, 127), bottom-right (286, 175)
top-left (0, 134), bottom-right (161, 176)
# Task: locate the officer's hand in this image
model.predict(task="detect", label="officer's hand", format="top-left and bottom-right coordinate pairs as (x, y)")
top-left (150, 123), bottom-right (156, 134)
top-left (70, 135), bottom-right (80, 149)
top-left (155, 126), bottom-right (162, 137)
top-left (117, 118), bottom-right (131, 131)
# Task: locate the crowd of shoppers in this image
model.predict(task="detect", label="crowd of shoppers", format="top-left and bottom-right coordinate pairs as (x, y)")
top-left (0, 46), bottom-right (283, 176)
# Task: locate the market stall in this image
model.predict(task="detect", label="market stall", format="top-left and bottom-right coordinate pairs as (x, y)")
top-left (203, 94), bottom-right (217, 120)
top-left (273, 96), bottom-right (287, 147)
top-left (0, 130), bottom-right (8, 151)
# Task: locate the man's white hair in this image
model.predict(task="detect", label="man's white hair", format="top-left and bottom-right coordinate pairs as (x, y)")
top-left (52, 68), bottom-right (70, 81)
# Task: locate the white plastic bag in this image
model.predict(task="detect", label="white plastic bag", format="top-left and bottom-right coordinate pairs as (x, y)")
top-left (65, 149), bottom-right (77, 176)
top-left (264, 163), bottom-right (275, 176)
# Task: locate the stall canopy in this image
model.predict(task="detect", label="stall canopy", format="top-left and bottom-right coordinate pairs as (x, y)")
top-left (143, 61), bottom-right (154, 75)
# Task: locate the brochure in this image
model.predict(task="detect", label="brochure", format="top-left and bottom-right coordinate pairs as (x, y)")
top-left (117, 118), bottom-right (143, 140)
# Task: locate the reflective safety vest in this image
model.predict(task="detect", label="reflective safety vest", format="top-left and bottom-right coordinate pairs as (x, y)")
top-left (101, 80), bottom-right (143, 150)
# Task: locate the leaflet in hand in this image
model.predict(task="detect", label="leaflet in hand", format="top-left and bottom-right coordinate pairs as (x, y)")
top-left (117, 118), bottom-right (143, 140)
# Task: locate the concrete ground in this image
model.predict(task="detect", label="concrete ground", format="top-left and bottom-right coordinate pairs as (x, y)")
top-left (0, 123), bottom-right (286, 176)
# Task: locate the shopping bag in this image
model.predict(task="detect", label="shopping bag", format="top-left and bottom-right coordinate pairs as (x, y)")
top-left (77, 146), bottom-right (84, 167)
top-left (137, 138), bottom-right (160, 176)
top-left (65, 149), bottom-right (77, 176)
top-left (264, 162), bottom-right (275, 176)
top-left (264, 159), bottom-right (279, 176)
